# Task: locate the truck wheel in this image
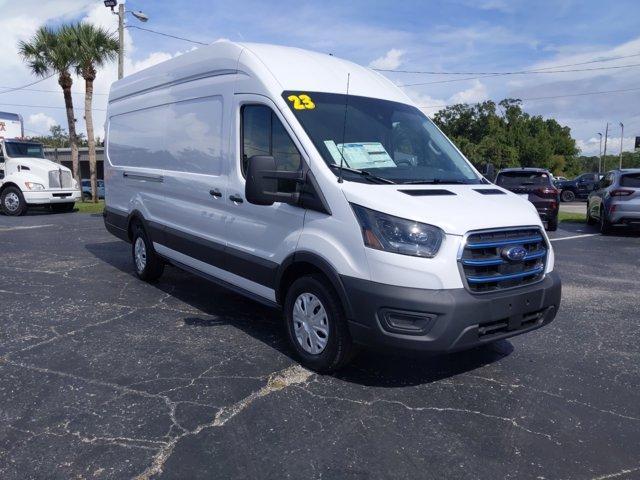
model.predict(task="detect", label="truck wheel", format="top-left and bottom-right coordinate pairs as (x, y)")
top-left (599, 207), bottom-right (612, 234)
top-left (1, 186), bottom-right (28, 216)
top-left (561, 190), bottom-right (575, 202)
top-left (547, 215), bottom-right (558, 231)
top-left (51, 203), bottom-right (75, 213)
top-left (284, 275), bottom-right (356, 373)
top-left (131, 222), bottom-right (164, 282)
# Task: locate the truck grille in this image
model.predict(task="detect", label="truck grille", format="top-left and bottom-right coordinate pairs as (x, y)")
top-left (48, 170), bottom-right (73, 189)
top-left (459, 227), bottom-right (547, 293)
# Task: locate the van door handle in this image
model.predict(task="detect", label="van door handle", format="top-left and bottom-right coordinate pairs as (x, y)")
top-left (209, 189), bottom-right (222, 198)
top-left (229, 194), bottom-right (244, 203)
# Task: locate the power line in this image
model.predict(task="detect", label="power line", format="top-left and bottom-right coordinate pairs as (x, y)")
top-left (399, 62), bottom-right (640, 87)
top-left (375, 52), bottom-right (640, 75)
top-left (417, 86), bottom-right (640, 110)
top-left (0, 74), bottom-right (56, 95)
top-left (126, 25), bottom-right (208, 45)
top-left (0, 86), bottom-right (108, 96)
top-left (0, 102), bottom-right (105, 112)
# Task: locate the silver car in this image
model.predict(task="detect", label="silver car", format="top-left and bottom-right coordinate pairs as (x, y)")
top-left (587, 169), bottom-right (640, 233)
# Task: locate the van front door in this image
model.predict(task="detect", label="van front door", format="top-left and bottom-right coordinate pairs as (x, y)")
top-left (224, 95), bottom-right (306, 303)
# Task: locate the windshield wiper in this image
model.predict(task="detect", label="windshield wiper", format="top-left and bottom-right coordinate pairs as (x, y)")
top-left (329, 164), bottom-right (396, 184)
top-left (400, 179), bottom-right (472, 185)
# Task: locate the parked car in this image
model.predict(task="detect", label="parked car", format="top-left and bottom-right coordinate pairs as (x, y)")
top-left (103, 41), bottom-right (561, 372)
top-left (495, 168), bottom-right (559, 231)
top-left (587, 169), bottom-right (640, 233)
top-left (81, 179), bottom-right (105, 200)
top-left (555, 172), bottom-right (602, 202)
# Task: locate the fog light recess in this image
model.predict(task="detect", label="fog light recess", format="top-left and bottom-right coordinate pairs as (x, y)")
top-left (378, 308), bottom-right (436, 335)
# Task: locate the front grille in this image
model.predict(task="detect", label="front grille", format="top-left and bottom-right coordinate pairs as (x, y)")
top-left (478, 308), bottom-right (546, 338)
top-left (48, 170), bottom-right (73, 189)
top-left (459, 227), bottom-right (547, 293)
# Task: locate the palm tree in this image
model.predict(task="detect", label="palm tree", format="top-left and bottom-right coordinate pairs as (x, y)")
top-left (19, 27), bottom-right (81, 188)
top-left (63, 23), bottom-right (118, 202)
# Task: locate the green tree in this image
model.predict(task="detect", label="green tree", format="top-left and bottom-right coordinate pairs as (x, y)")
top-left (63, 23), bottom-right (118, 202)
top-left (433, 98), bottom-right (578, 176)
top-left (18, 27), bottom-right (81, 186)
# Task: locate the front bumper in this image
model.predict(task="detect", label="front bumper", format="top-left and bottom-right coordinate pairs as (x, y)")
top-left (343, 271), bottom-right (561, 353)
top-left (24, 189), bottom-right (81, 204)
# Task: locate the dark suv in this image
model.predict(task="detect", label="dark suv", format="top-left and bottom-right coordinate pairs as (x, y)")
top-left (495, 168), bottom-right (560, 231)
top-left (555, 172), bottom-right (603, 202)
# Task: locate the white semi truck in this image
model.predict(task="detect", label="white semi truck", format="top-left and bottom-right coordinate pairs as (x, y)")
top-left (0, 111), bottom-right (80, 215)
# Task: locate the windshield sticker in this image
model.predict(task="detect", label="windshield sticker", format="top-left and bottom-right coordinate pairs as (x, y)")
top-left (287, 94), bottom-right (315, 110)
top-left (324, 141), bottom-right (396, 169)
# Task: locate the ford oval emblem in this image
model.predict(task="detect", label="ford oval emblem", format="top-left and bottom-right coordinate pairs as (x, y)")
top-left (502, 245), bottom-right (527, 262)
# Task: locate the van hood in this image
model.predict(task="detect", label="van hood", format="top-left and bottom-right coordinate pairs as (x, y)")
top-left (340, 183), bottom-right (542, 236)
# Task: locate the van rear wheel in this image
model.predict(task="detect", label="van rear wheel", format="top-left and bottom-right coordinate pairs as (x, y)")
top-left (131, 222), bottom-right (164, 281)
top-left (1, 186), bottom-right (27, 216)
top-left (284, 275), bottom-right (356, 373)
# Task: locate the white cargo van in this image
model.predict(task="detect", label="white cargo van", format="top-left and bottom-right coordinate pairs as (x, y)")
top-left (0, 137), bottom-right (80, 215)
top-left (104, 42), bottom-right (561, 372)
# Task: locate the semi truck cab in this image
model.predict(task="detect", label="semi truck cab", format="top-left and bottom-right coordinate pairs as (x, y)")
top-left (0, 138), bottom-right (81, 215)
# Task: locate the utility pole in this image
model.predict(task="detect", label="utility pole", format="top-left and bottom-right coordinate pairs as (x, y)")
top-left (103, 1), bottom-right (149, 80)
top-left (118, 3), bottom-right (124, 79)
top-left (602, 123), bottom-right (609, 173)
top-left (597, 132), bottom-right (603, 173)
top-left (619, 122), bottom-right (624, 169)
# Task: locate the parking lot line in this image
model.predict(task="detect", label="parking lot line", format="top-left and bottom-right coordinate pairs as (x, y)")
top-left (0, 224), bottom-right (54, 232)
top-left (550, 233), bottom-right (600, 242)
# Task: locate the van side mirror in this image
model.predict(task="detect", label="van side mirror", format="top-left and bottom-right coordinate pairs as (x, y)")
top-left (245, 155), bottom-right (303, 206)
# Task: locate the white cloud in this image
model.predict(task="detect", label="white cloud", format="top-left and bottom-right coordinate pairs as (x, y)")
top-left (448, 80), bottom-right (489, 104)
top-left (27, 112), bottom-right (57, 132)
top-left (369, 49), bottom-right (405, 70)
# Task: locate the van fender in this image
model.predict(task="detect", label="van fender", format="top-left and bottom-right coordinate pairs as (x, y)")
top-left (275, 251), bottom-right (354, 318)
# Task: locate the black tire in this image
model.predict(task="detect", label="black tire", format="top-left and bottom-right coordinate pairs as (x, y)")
top-left (561, 189), bottom-right (575, 202)
top-left (599, 207), bottom-right (612, 234)
top-left (83, 193), bottom-right (92, 201)
top-left (51, 202), bottom-right (75, 213)
top-left (1, 186), bottom-right (28, 216)
top-left (284, 274), bottom-right (356, 373)
top-left (547, 215), bottom-right (558, 231)
top-left (131, 222), bottom-right (164, 282)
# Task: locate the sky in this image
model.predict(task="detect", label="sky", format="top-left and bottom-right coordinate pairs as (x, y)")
top-left (1, 0), bottom-right (639, 156)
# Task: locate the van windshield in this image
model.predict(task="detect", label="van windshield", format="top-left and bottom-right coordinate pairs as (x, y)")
top-left (283, 91), bottom-right (481, 185)
top-left (5, 141), bottom-right (45, 159)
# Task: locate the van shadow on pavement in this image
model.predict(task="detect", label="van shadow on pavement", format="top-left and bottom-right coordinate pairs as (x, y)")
top-left (85, 240), bottom-right (513, 388)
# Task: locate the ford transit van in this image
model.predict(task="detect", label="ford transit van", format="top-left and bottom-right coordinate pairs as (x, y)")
top-left (103, 42), bottom-right (561, 372)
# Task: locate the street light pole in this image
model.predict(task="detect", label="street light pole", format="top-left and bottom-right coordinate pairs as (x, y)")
top-left (602, 123), bottom-right (609, 173)
top-left (619, 122), bottom-right (624, 169)
top-left (104, 1), bottom-right (149, 80)
top-left (118, 3), bottom-right (124, 79)
top-left (597, 132), bottom-right (603, 173)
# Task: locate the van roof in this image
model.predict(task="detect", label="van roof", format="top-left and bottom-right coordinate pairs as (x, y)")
top-left (109, 41), bottom-right (412, 106)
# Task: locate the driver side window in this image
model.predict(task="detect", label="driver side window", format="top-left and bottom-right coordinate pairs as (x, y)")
top-left (241, 105), bottom-right (302, 176)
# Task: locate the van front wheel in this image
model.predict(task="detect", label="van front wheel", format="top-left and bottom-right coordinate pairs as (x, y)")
top-left (131, 223), bottom-right (164, 282)
top-left (284, 275), bottom-right (356, 373)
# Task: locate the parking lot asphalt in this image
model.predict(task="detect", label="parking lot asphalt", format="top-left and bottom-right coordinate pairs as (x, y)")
top-left (0, 212), bottom-right (639, 480)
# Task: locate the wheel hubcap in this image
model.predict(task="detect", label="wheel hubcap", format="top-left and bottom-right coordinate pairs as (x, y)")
top-left (293, 293), bottom-right (329, 355)
top-left (4, 192), bottom-right (19, 212)
top-left (134, 237), bottom-right (147, 272)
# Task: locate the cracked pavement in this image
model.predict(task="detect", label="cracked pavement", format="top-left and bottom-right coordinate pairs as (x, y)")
top-left (0, 213), bottom-right (639, 479)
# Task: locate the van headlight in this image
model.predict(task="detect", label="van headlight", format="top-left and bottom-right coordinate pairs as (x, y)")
top-left (24, 182), bottom-right (45, 191)
top-left (351, 204), bottom-right (444, 258)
